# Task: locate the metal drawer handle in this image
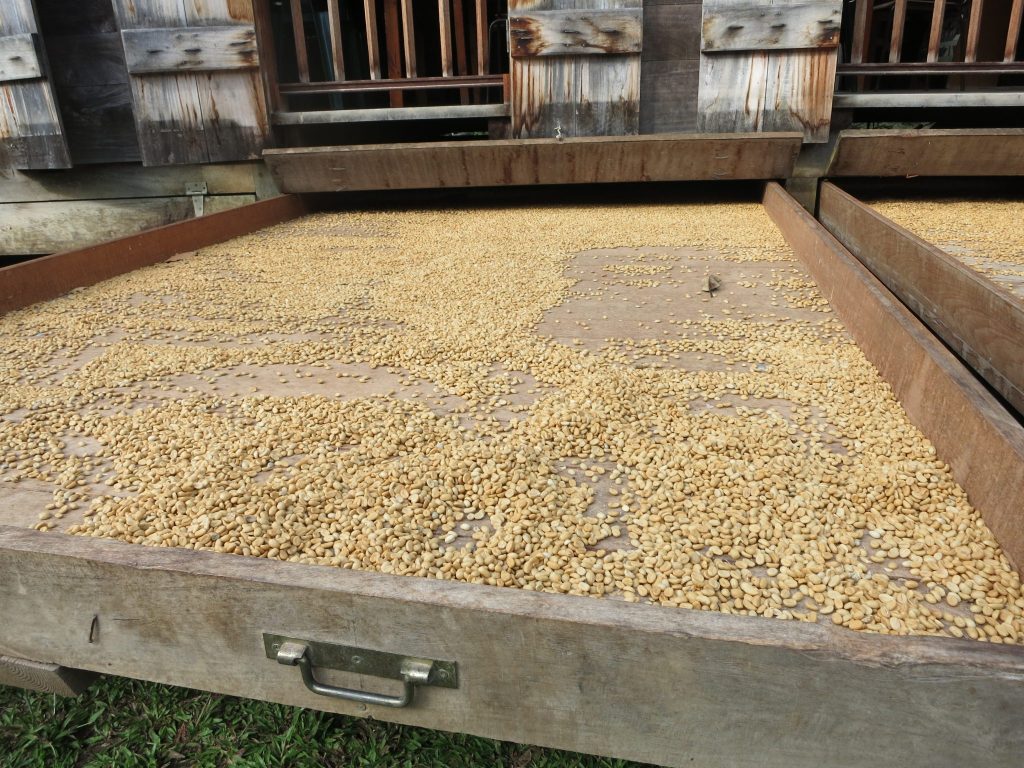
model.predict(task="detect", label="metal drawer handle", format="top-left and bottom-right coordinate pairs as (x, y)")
top-left (263, 634), bottom-right (458, 709)
top-left (276, 641), bottom-right (428, 708)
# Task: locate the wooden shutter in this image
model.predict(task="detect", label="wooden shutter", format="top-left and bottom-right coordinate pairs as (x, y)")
top-left (0, 0), bottom-right (71, 169)
top-left (697, 0), bottom-right (842, 143)
top-left (110, 0), bottom-right (269, 166)
top-left (510, 0), bottom-right (642, 139)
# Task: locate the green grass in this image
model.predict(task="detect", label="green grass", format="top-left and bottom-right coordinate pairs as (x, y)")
top-left (0, 678), bottom-right (651, 768)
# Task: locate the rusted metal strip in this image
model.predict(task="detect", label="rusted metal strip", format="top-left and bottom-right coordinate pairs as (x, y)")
top-left (0, 196), bottom-right (310, 317)
top-left (765, 182), bottom-right (1024, 570)
top-left (818, 182), bottom-right (1024, 416)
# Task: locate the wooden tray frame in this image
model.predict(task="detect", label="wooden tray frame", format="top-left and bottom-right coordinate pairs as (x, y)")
top-left (1, 184), bottom-right (1022, 768)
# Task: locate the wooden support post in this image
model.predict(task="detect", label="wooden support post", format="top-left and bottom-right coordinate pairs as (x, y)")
top-left (889, 0), bottom-right (907, 63)
top-left (401, 0), bottom-right (417, 78)
top-left (364, 0), bottom-right (382, 79)
top-left (254, 0), bottom-right (284, 113)
top-left (966, 0), bottom-right (985, 63)
top-left (384, 0), bottom-right (404, 106)
top-left (475, 0), bottom-right (488, 75)
top-left (1006, 0), bottom-right (1024, 62)
top-left (439, 0), bottom-right (454, 77)
top-left (289, 0), bottom-right (310, 83)
top-left (326, 0), bottom-right (346, 81)
top-left (927, 0), bottom-right (946, 63)
top-left (452, 0), bottom-right (470, 103)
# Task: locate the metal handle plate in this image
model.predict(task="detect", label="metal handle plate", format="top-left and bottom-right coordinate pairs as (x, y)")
top-left (263, 633), bottom-right (457, 709)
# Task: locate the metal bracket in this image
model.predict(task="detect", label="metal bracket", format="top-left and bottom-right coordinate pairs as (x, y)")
top-left (263, 633), bottom-right (457, 707)
top-left (186, 181), bottom-right (207, 217)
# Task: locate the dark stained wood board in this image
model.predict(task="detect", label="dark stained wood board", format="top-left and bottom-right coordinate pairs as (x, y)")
top-left (264, 133), bottom-right (803, 192)
top-left (765, 182), bottom-right (1024, 571)
top-left (640, 0), bottom-right (700, 134)
top-left (1, 521), bottom-right (1023, 768)
top-left (827, 129), bottom-right (1024, 177)
top-left (818, 183), bottom-right (1024, 416)
top-left (0, 195), bottom-right (309, 315)
top-left (0, 654), bottom-right (97, 696)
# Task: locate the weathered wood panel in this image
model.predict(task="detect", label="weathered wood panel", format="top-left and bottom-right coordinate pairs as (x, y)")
top-left (0, 0), bottom-right (70, 169)
top-left (110, 0), bottom-right (269, 166)
top-left (121, 26), bottom-right (259, 74)
top-left (265, 133), bottom-right (802, 191)
top-left (819, 183), bottom-right (1024, 417)
top-left (639, 59), bottom-right (699, 133)
top-left (0, 195), bottom-right (308, 312)
top-left (0, 655), bottom-right (97, 696)
top-left (2, 526), bottom-right (1024, 767)
top-left (827, 129), bottom-right (1024, 177)
top-left (510, 9), bottom-right (643, 56)
top-left (697, 0), bottom-right (841, 142)
top-left (701, 0), bottom-right (841, 52)
top-left (510, 0), bottom-right (641, 138)
top-left (766, 182), bottom-right (1024, 571)
top-left (0, 195), bottom-right (255, 255)
top-left (0, 32), bottom-right (41, 81)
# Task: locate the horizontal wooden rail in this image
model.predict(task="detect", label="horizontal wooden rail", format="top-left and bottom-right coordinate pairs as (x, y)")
top-left (838, 62), bottom-right (1024, 75)
top-left (834, 91), bottom-right (1024, 108)
top-left (280, 75), bottom-right (505, 95)
top-left (273, 103), bottom-right (509, 125)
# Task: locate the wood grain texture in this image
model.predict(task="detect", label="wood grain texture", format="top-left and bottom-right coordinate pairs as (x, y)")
top-left (1, 525), bottom-right (1023, 767)
top-left (698, 50), bottom-right (769, 132)
top-left (1006, 0), bottom-right (1024, 61)
top-left (111, 0), bottom-right (268, 166)
top-left (0, 33), bottom-right (41, 81)
top-left (0, 654), bottom-right (97, 696)
top-left (264, 133), bottom-right (802, 191)
top-left (0, 0), bottom-right (70, 169)
top-left (762, 47), bottom-right (836, 142)
top-left (0, 195), bottom-right (255, 255)
top-left (639, 58), bottom-right (699, 132)
top-left (833, 91), bottom-right (1024, 108)
top-left (828, 129), bottom-right (1024, 176)
top-left (642, 1), bottom-right (700, 62)
top-left (701, 0), bottom-right (841, 52)
top-left (121, 25), bottom-right (259, 74)
top-left (818, 183), bottom-right (1024, 418)
top-left (767, 182), bottom-right (1024, 572)
top-left (0, 163), bottom-right (262, 203)
top-left (510, 9), bottom-right (643, 56)
top-left (0, 195), bottom-right (308, 313)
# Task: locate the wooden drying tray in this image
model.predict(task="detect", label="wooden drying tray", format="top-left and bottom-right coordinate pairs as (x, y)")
top-left (0, 186), bottom-right (1023, 768)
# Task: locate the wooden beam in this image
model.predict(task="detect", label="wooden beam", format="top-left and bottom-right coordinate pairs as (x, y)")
top-left (326, 0), bottom-right (346, 81)
top-left (2, 525), bottom-right (1024, 768)
top-left (121, 26), bottom-right (259, 75)
top-left (0, 655), bottom-right (97, 696)
top-left (452, 0), bottom-right (469, 102)
top-left (0, 33), bottom-right (41, 82)
top-left (475, 0), bottom-right (488, 74)
top-left (364, 0), bottom-right (382, 79)
top-left (701, 1), bottom-right (842, 53)
top-left (401, 0), bottom-right (417, 78)
top-left (272, 103), bottom-right (509, 124)
top-left (0, 195), bottom-right (309, 315)
top-left (768, 182), bottom-right (1024, 572)
top-left (253, 0), bottom-right (285, 112)
top-left (966, 0), bottom-right (985, 63)
top-left (1006, 0), bottom-right (1024, 62)
top-left (439, 0), bottom-right (454, 76)
top-left (382, 0), bottom-right (403, 104)
top-left (927, 0), bottom-right (946, 63)
top-left (827, 128), bottom-right (1024, 176)
top-left (509, 10), bottom-right (644, 57)
top-left (819, 182), bottom-right (1024, 427)
top-left (889, 0), bottom-right (907, 63)
top-left (850, 0), bottom-right (872, 63)
top-left (264, 133), bottom-right (803, 192)
top-left (833, 91), bottom-right (1024, 108)
top-left (290, 0), bottom-right (310, 83)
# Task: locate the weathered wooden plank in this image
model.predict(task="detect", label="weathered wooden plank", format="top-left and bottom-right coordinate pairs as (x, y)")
top-left (121, 26), bottom-right (258, 74)
top-left (0, 195), bottom-right (255, 255)
top-left (439, 0), bottom-right (454, 76)
top-left (0, 33), bottom-right (41, 82)
top-left (0, 163), bottom-right (261, 203)
top-left (828, 129), bottom-right (1024, 176)
top-left (0, 1), bottom-right (70, 169)
top-left (927, 0), bottom-right (945, 62)
top-left (639, 58), bottom-right (698, 133)
top-left (475, 0), bottom-right (487, 74)
top-left (0, 655), bottom-right (97, 696)
top-left (768, 182), bottom-right (1024, 572)
top-left (701, 0), bottom-right (842, 52)
top-left (889, 0), bottom-right (907, 62)
top-left (576, 54), bottom-right (640, 135)
top-left (819, 183), bottom-right (1024, 418)
top-left (364, 0), bottom-right (382, 79)
top-left (762, 47), bottom-right (837, 142)
top-left (264, 133), bottom-right (802, 191)
top-left (2, 525), bottom-right (1024, 768)
top-left (642, 1), bottom-right (700, 63)
top-left (289, 0), bottom-right (310, 82)
top-left (382, 0), bottom-right (403, 104)
top-left (833, 91), bottom-right (1024, 108)
top-left (273, 103), bottom-right (509, 124)
top-left (326, 0), bottom-right (345, 81)
top-left (510, 9), bottom-right (643, 56)
top-left (0, 195), bottom-right (307, 311)
top-left (54, 83), bottom-right (142, 165)
top-left (400, 0), bottom-right (417, 77)
top-left (697, 51), bottom-right (769, 132)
